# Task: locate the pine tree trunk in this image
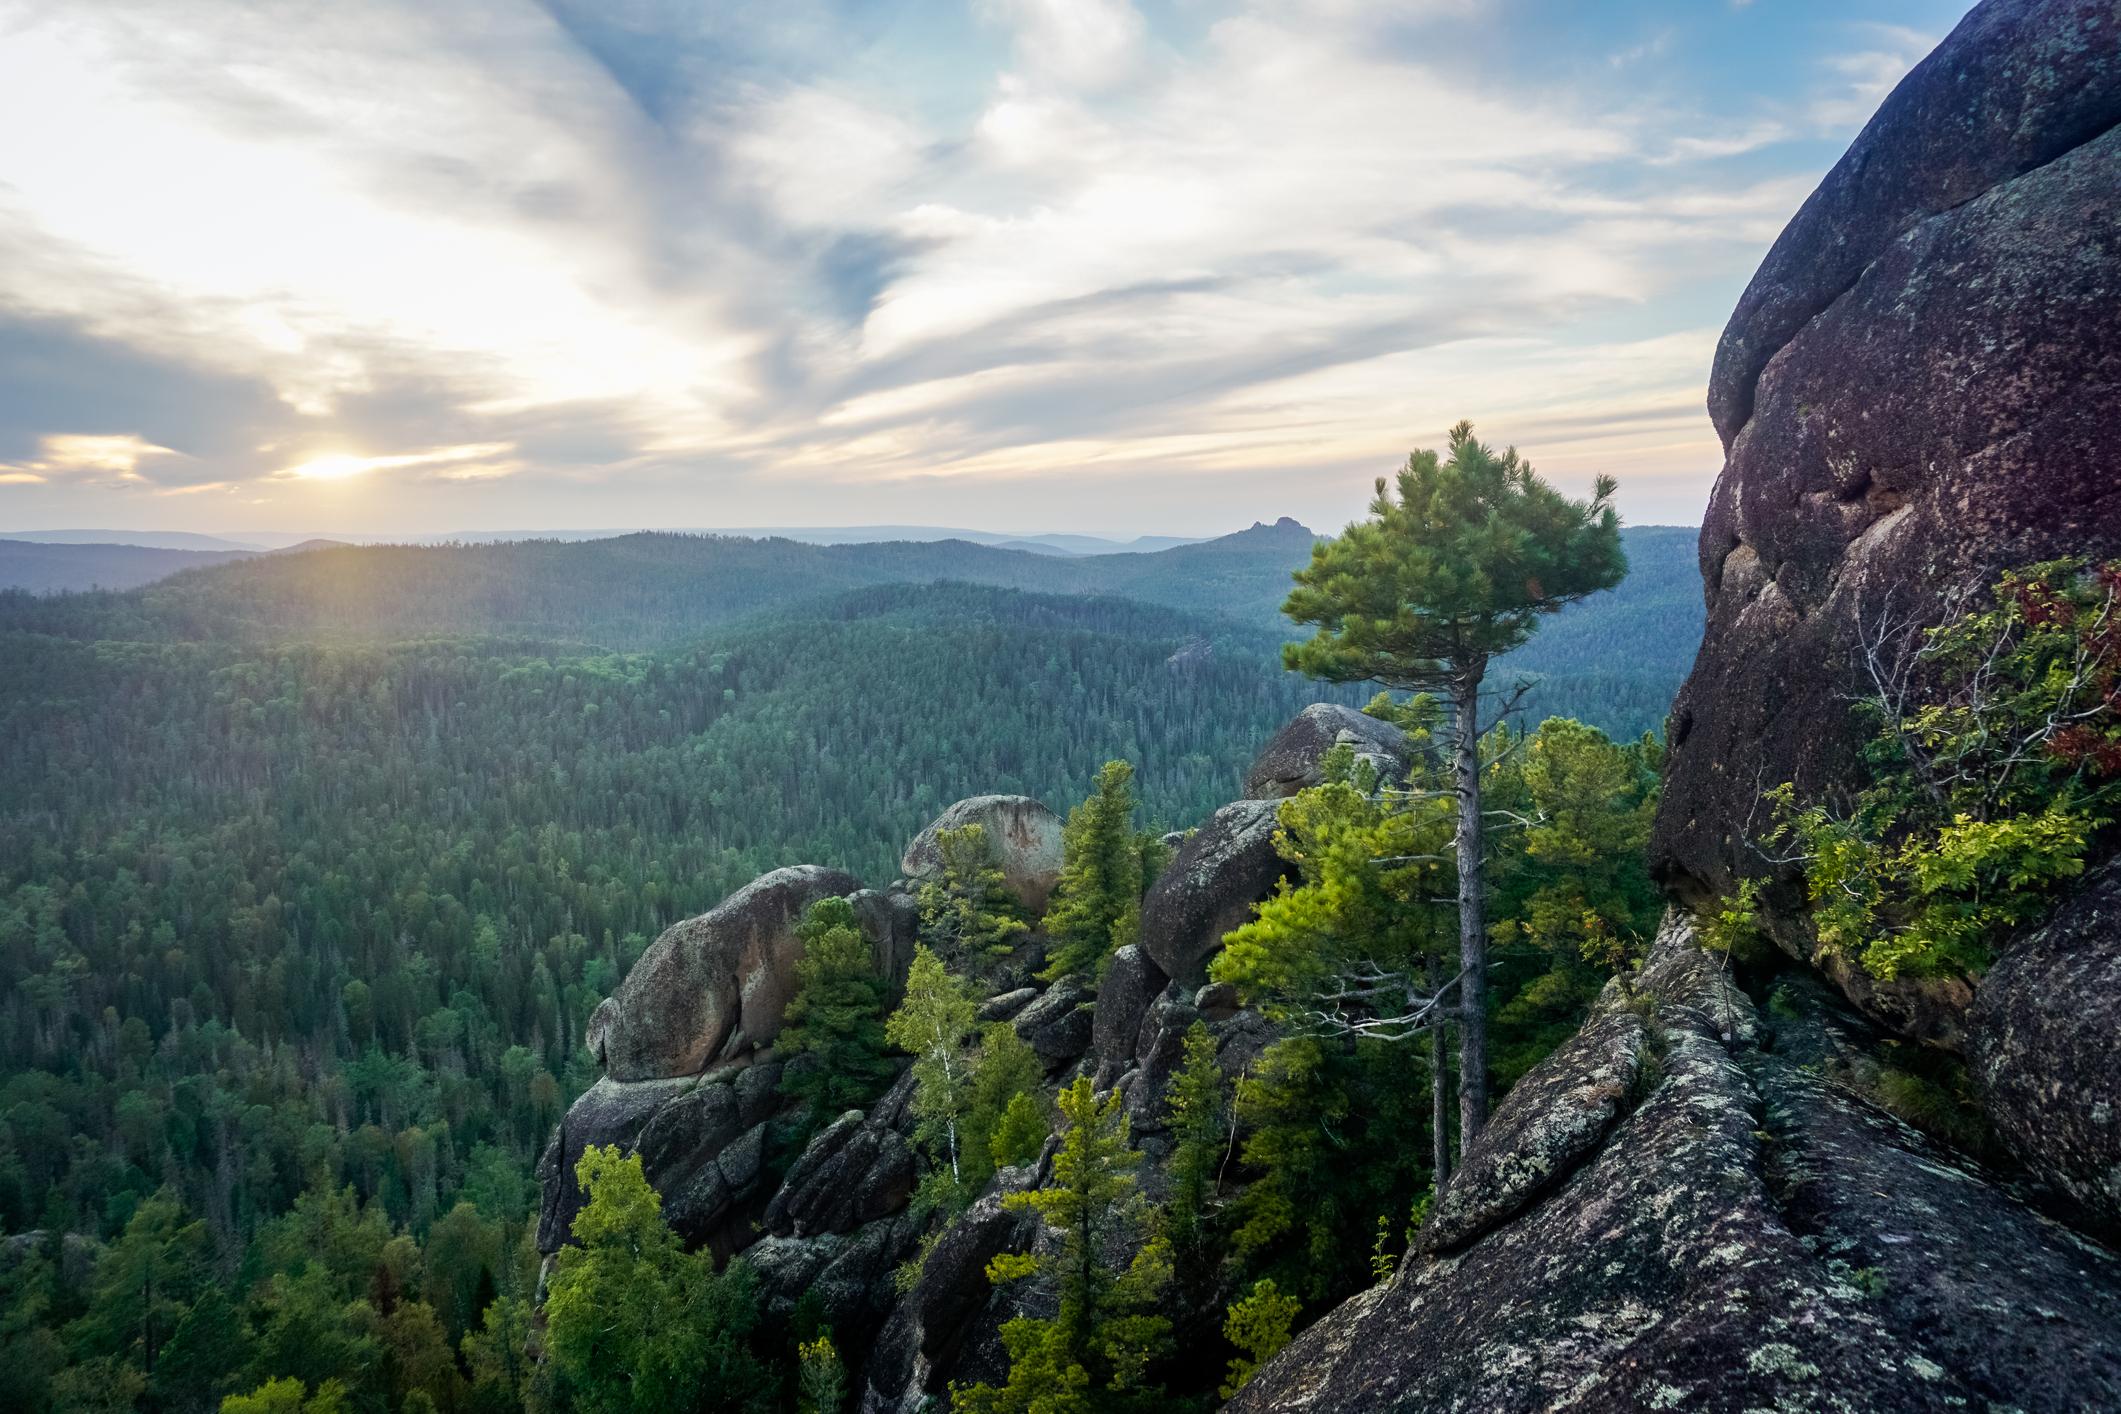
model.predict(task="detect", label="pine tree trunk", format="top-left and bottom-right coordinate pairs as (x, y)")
top-left (1452, 656), bottom-right (1488, 1142)
top-left (1429, 953), bottom-right (1451, 1184)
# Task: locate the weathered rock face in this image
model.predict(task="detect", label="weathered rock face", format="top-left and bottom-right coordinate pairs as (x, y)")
top-left (1086, 945), bottom-right (1168, 1089)
top-left (902, 796), bottom-right (1066, 913)
top-left (535, 1074), bottom-right (718, 1252)
top-left (1967, 860), bottom-right (2121, 1239)
top-left (1649, 0), bottom-right (2121, 1037)
top-left (1243, 702), bottom-right (1409, 800)
top-left (1011, 973), bottom-right (1097, 1070)
top-left (764, 1110), bottom-right (917, 1238)
top-left (594, 865), bottom-right (862, 1081)
top-left (1226, 911), bottom-right (2121, 1414)
top-left (858, 1171), bottom-right (1042, 1414)
top-left (1138, 799), bottom-right (1292, 981)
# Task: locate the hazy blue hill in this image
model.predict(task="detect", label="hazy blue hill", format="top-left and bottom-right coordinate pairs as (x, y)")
top-left (0, 519), bottom-right (1702, 738)
top-left (0, 539), bottom-right (257, 593)
top-left (0, 522), bottom-right (1327, 646)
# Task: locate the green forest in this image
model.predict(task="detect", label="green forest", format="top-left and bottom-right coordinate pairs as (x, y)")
top-left (0, 523), bottom-right (1695, 1412)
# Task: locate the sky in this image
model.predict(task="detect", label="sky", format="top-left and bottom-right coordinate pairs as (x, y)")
top-left (0, 0), bottom-right (1977, 540)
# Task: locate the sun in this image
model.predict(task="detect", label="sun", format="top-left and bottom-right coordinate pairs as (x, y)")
top-left (283, 455), bottom-right (373, 480)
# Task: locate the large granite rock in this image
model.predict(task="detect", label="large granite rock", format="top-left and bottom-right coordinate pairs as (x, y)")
top-left (1225, 910), bottom-right (2121, 1414)
top-left (535, 1074), bottom-right (704, 1252)
top-left (1648, 0), bottom-right (2121, 1041)
top-left (1967, 860), bottom-right (2121, 1239)
top-left (1243, 702), bottom-right (1410, 799)
top-left (591, 865), bottom-right (861, 1081)
top-left (902, 796), bottom-right (1066, 913)
top-left (536, 1063), bottom-right (790, 1256)
top-left (1138, 799), bottom-right (1292, 980)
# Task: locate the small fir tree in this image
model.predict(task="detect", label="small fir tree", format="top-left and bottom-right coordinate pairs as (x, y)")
top-left (1218, 1280), bottom-right (1301, 1398)
top-left (1043, 762), bottom-right (1150, 979)
top-left (989, 1093), bottom-right (1048, 1171)
top-left (778, 897), bottom-right (896, 1117)
top-left (919, 825), bottom-right (1032, 969)
top-left (1163, 1020), bottom-right (1227, 1258)
top-left (958, 1023), bottom-right (1047, 1197)
top-left (952, 1078), bottom-right (1173, 1414)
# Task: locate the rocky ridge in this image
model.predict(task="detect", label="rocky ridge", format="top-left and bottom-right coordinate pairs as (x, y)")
top-left (1227, 912), bottom-right (2121, 1414)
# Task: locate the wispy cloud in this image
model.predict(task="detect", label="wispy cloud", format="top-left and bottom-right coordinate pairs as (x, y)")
top-left (0, 0), bottom-right (1971, 533)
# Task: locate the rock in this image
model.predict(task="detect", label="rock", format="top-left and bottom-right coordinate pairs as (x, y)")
top-left (1138, 799), bottom-right (1292, 980)
top-left (848, 888), bottom-right (920, 1001)
top-left (535, 1074), bottom-right (699, 1252)
top-left (1967, 860), bottom-right (2121, 1238)
top-left (1243, 702), bottom-right (1409, 799)
top-left (596, 865), bottom-right (862, 1081)
top-left (1650, 0), bottom-right (2121, 1044)
top-left (747, 1214), bottom-right (922, 1350)
top-left (977, 987), bottom-right (1039, 1023)
top-left (1087, 946), bottom-right (1168, 1088)
top-left (1193, 981), bottom-right (1240, 1021)
top-left (1418, 1007), bottom-right (1643, 1255)
top-left (857, 1178), bottom-right (1041, 1412)
top-left (1224, 910), bottom-right (2121, 1414)
top-left (764, 1112), bottom-right (915, 1238)
top-left (1012, 973), bottom-right (1097, 1068)
top-left (901, 796), bottom-right (1066, 913)
top-left (866, 1064), bottom-right (919, 1133)
top-left (732, 1059), bottom-right (785, 1130)
top-left (1124, 984), bottom-right (1199, 1136)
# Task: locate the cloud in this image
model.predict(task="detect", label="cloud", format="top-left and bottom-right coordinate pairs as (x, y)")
top-left (0, 0), bottom-right (1968, 534)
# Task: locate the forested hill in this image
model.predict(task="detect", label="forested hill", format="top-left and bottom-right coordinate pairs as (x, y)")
top-left (0, 518), bottom-right (1325, 646)
top-left (0, 522), bottom-right (1704, 662)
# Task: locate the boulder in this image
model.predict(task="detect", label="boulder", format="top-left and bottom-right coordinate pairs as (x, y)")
top-left (1138, 799), bottom-right (1292, 980)
top-left (1011, 973), bottom-right (1097, 1069)
top-left (1087, 946), bottom-right (1168, 1089)
top-left (977, 987), bottom-right (1039, 1024)
top-left (535, 1074), bottom-right (699, 1252)
top-left (1225, 910), bottom-right (2121, 1414)
top-left (1649, 0), bottom-right (2121, 1043)
top-left (901, 796), bottom-right (1066, 913)
top-left (764, 1111), bottom-right (916, 1238)
top-left (1244, 702), bottom-right (1410, 799)
top-left (596, 865), bottom-right (862, 1081)
top-left (747, 1214), bottom-right (923, 1348)
top-left (1967, 860), bottom-right (2121, 1238)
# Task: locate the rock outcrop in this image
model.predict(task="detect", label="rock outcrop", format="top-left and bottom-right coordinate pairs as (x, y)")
top-left (1966, 860), bottom-right (2121, 1239)
top-left (592, 865), bottom-right (862, 1081)
top-left (1243, 702), bottom-right (1409, 800)
top-left (902, 796), bottom-right (1066, 913)
top-left (1648, 0), bottom-right (2121, 1038)
top-left (1226, 911), bottom-right (2121, 1414)
top-left (1139, 799), bottom-right (1292, 981)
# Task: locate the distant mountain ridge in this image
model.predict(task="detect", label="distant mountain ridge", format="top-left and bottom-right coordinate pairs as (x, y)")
top-left (0, 517), bottom-right (1327, 645)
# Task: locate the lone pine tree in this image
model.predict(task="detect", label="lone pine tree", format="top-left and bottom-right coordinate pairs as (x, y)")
top-left (1282, 421), bottom-right (1624, 1140)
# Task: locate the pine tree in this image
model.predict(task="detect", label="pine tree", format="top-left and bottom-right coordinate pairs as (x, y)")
top-left (1043, 762), bottom-right (1148, 980)
top-left (1163, 1021), bottom-right (1226, 1257)
top-left (1283, 421), bottom-right (1625, 1141)
top-left (778, 898), bottom-right (896, 1117)
top-left (953, 1078), bottom-right (1173, 1414)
